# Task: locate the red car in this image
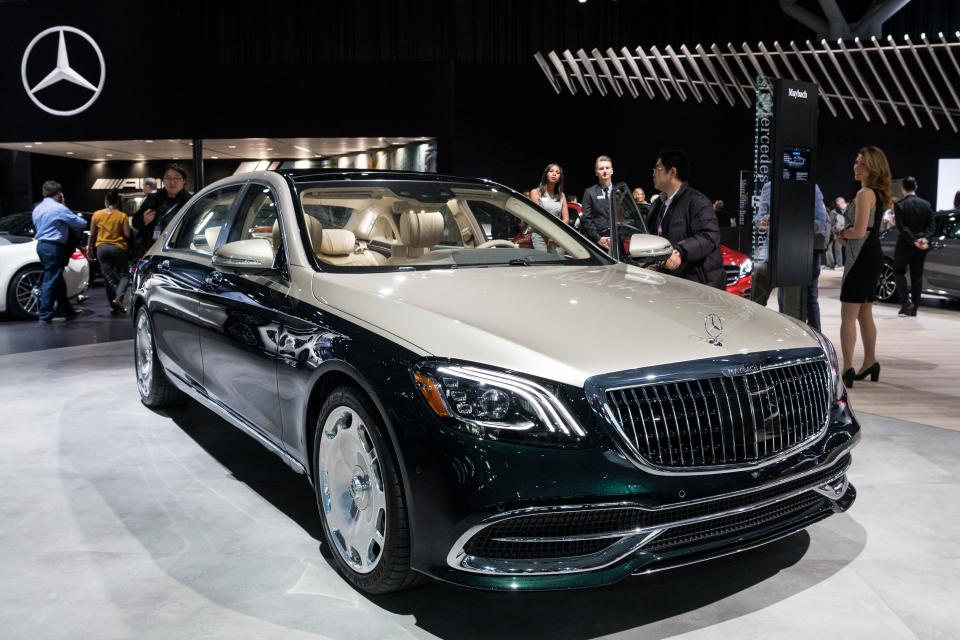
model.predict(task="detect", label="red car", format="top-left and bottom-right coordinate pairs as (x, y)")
top-left (513, 225), bottom-right (753, 297)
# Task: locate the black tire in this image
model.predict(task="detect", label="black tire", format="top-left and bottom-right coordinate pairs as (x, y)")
top-left (134, 307), bottom-right (185, 407)
top-left (876, 258), bottom-right (898, 303)
top-left (313, 386), bottom-right (423, 594)
top-left (6, 265), bottom-right (43, 320)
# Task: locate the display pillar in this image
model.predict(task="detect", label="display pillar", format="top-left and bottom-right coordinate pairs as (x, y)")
top-left (750, 77), bottom-right (818, 322)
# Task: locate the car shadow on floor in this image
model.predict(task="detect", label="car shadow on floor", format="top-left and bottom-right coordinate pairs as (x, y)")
top-left (165, 401), bottom-right (327, 545)
top-left (164, 400), bottom-right (866, 640)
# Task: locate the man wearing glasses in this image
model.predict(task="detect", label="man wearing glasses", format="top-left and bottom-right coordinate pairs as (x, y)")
top-left (645, 149), bottom-right (724, 289)
top-left (131, 164), bottom-right (192, 259)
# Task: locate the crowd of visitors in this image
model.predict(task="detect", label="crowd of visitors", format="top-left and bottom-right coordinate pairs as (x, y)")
top-left (29, 164), bottom-right (192, 322)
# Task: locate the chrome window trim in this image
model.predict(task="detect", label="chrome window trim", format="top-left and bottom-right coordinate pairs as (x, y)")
top-left (585, 348), bottom-right (834, 476)
top-left (446, 450), bottom-right (852, 575)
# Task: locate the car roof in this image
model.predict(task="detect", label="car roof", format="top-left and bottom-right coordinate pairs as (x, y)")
top-left (277, 168), bottom-right (502, 189)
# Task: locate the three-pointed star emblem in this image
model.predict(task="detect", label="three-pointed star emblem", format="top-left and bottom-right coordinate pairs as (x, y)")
top-left (30, 30), bottom-right (98, 94)
top-left (21, 26), bottom-right (105, 116)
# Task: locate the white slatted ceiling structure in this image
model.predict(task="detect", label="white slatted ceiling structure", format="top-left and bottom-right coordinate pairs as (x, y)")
top-left (535, 32), bottom-right (960, 132)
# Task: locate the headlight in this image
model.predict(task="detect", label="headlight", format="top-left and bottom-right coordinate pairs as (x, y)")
top-left (738, 258), bottom-right (753, 279)
top-left (812, 329), bottom-right (843, 401)
top-left (413, 362), bottom-right (587, 446)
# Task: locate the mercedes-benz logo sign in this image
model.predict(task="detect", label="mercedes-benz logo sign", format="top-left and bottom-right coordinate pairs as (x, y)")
top-left (705, 313), bottom-right (724, 345)
top-left (21, 26), bottom-right (105, 117)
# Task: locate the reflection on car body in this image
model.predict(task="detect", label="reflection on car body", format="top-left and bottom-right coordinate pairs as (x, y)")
top-left (132, 169), bottom-right (859, 594)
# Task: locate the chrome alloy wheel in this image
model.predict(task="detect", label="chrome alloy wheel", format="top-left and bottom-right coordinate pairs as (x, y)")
top-left (15, 269), bottom-right (42, 317)
top-left (135, 311), bottom-right (154, 397)
top-left (318, 406), bottom-right (387, 574)
top-left (876, 261), bottom-right (897, 302)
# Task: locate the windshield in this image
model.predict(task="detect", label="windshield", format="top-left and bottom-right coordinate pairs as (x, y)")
top-left (0, 213), bottom-right (32, 235)
top-left (295, 181), bottom-right (608, 270)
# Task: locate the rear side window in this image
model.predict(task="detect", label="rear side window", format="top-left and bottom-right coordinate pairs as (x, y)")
top-left (170, 186), bottom-right (243, 254)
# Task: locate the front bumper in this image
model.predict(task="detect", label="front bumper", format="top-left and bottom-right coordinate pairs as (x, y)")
top-left (402, 393), bottom-right (859, 591)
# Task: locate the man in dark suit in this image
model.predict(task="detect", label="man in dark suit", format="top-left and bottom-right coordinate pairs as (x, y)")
top-left (645, 149), bottom-right (724, 289)
top-left (580, 155), bottom-right (615, 249)
top-left (893, 176), bottom-right (936, 316)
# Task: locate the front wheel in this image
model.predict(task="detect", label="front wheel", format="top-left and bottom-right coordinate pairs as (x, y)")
top-left (313, 387), bottom-right (422, 593)
top-left (876, 259), bottom-right (898, 303)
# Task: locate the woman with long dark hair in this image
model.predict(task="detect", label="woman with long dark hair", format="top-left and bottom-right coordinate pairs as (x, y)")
top-left (837, 146), bottom-right (891, 387)
top-left (529, 163), bottom-right (569, 252)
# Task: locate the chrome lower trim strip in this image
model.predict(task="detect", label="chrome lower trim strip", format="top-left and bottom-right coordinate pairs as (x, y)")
top-left (447, 455), bottom-right (852, 576)
top-left (455, 529), bottom-right (665, 576)
top-left (166, 369), bottom-right (307, 475)
top-left (632, 507), bottom-right (835, 576)
top-left (484, 467), bottom-right (848, 545)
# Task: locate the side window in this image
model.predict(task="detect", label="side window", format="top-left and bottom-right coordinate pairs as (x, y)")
top-left (227, 185), bottom-right (281, 260)
top-left (171, 186), bottom-right (243, 254)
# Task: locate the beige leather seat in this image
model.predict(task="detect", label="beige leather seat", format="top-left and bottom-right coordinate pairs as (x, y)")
top-left (388, 211), bottom-right (446, 263)
top-left (202, 225), bottom-right (220, 252)
top-left (304, 215), bottom-right (379, 267)
top-left (351, 212), bottom-right (388, 265)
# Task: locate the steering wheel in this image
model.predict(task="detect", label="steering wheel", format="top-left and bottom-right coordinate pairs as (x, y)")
top-left (475, 239), bottom-right (519, 249)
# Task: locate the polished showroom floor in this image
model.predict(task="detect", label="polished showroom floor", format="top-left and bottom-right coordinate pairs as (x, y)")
top-left (1, 282), bottom-right (958, 639)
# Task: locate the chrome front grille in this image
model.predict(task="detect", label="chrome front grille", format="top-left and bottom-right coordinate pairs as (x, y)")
top-left (605, 360), bottom-right (831, 469)
top-left (724, 264), bottom-right (739, 285)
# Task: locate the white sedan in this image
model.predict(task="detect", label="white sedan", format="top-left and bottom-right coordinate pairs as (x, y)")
top-left (0, 235), bottom-right (89, 319)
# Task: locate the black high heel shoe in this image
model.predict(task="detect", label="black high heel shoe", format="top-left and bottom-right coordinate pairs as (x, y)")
top-left (855, 362), bottom-right (881, 382)
top-left (842, 368), bottom-right (855, 388)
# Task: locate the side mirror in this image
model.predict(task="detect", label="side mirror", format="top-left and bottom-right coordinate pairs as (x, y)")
top-left (628, 233), bottom-right (674, 265)
top-left (212, 239), bottom-right (275, 271)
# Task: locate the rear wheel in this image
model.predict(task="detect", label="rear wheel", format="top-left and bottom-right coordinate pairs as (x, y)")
top-left (876, 259), bottom-right (897, 303)
top-left (6, 265), bottom-right (43, 319)
top-left (313, 386), bottom-right (422, 593)
top-left (134, 307), bottom-right (185, 407)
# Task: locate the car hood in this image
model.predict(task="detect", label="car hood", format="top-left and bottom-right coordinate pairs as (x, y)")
top-left (311, 263), bottom-right (818, 387)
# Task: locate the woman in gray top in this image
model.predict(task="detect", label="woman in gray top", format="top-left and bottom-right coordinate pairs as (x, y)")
top-left (530, 163), bottom-right (570, 253)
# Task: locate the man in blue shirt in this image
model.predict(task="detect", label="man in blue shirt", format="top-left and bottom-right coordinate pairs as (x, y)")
top-left (32, 180), bottom-right (87, 321)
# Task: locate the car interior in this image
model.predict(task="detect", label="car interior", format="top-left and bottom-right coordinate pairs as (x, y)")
top-left (297, 186), bottom-right (593, 268)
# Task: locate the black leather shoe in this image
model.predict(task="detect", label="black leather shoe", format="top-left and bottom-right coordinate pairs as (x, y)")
top-left (854, 362), bottom-right (881, 382)
top-left (842, 368), bottom-right (855, 388)
top-left (898, 305), bottom-right (912, 316)
top-left (907, 305), bottom-right (918, 317)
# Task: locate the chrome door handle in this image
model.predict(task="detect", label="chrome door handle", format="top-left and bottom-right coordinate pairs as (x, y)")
top-left (204, 271), bottom-right (224, 288)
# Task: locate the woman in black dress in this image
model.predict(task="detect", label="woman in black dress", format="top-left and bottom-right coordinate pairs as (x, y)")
top-left (837, 146), bottom-right (891, 387)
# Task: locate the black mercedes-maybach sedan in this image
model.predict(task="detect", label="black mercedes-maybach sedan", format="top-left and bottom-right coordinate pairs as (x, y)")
top-left (131, 169), bottom-right (859, 593)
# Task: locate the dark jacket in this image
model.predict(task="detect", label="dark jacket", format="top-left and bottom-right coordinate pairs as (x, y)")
top-left (131, 188), bottom-right (191, 257)
top-left (580, 183), bottom-right (616, 242)
top-left (894, 193), bottom-right (936, 247)
top-left (645, 184), bottom-right (724, 289)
